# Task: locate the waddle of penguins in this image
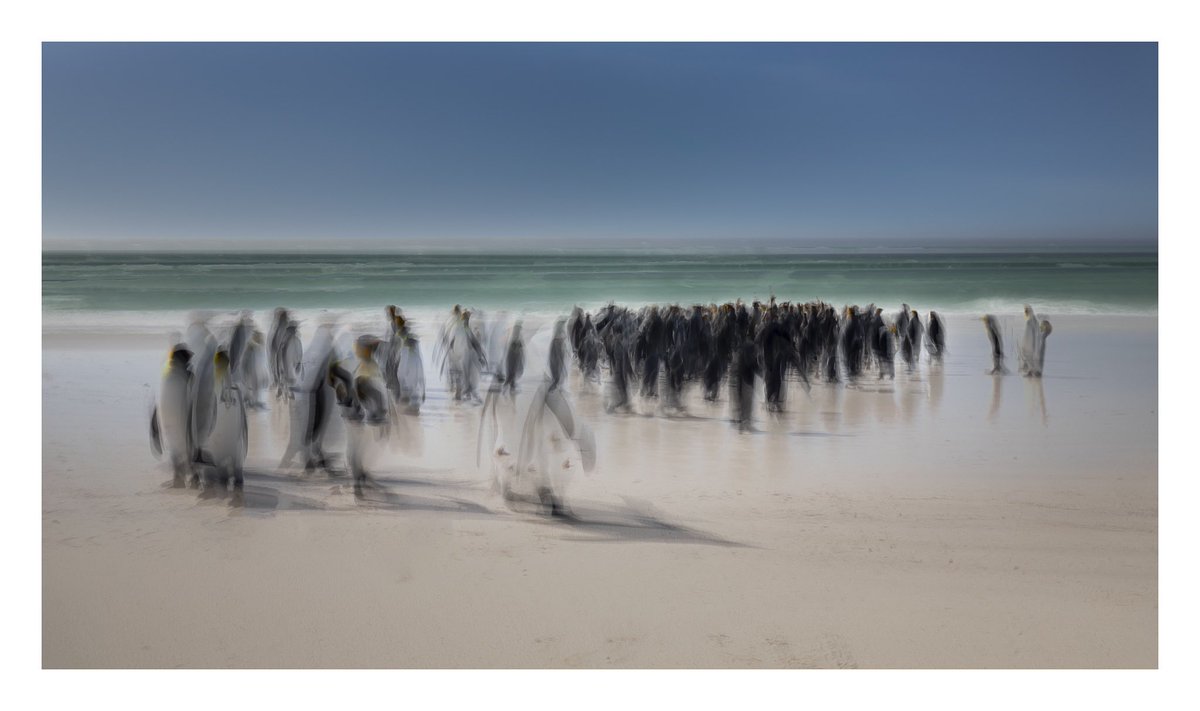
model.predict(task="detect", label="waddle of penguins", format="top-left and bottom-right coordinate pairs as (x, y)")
top-left (148, 301), bottom-right (1066, 512)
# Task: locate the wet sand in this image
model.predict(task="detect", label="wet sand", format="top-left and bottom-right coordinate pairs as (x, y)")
top-left (41, 314), bottom-right (1157, 667)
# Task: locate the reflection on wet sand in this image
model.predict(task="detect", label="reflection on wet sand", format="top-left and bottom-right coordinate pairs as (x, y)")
top-left (989, 375), bottom-right (1004, 423)
top-left (1026, 377), bottom-right (1049, 426)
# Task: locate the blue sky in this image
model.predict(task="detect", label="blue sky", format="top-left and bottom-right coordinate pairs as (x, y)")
top-left (42, 42), bottom-right (1157, 248)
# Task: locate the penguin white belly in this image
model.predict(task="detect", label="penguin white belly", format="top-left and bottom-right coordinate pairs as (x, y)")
top-left (159, 371), bottom-right (191, 458)
top-left (208, 392), bottom-right (247, 469)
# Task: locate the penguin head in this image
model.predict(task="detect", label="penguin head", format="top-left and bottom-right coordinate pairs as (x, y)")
top-left (168, 344), bottom-right (192, 369)
top-left (213, 349), bottom-right (231, 379)
top-left (354, 335), bottom-right (382, 361)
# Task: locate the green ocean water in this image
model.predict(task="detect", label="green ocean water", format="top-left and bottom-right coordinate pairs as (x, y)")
top-left (42, 250), bottom-right (1157, 316)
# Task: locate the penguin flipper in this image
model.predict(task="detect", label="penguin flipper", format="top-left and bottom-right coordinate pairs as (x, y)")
top-left (149, 406), bottom-right (163, 459)
top-left (544, 388), bottom-right (577, 439)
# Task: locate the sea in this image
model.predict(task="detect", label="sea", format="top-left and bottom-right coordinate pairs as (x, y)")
top-left (42, 249), bottom-right (1157, 333)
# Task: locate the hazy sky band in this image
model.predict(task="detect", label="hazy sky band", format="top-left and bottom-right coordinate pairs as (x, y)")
top-left (42, 42), bottom-right (1157, 248)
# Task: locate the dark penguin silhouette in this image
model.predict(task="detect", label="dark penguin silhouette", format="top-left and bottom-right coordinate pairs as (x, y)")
top-left (925, 311), bottom-right (946, 361)
top-left (981, 315), bottom-right (1008, 375)
top-left (731, 338), bottom-right (761, 432)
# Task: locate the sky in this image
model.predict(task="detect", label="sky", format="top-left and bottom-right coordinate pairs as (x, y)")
top-left (42, 42), bottom-right (1157, 250)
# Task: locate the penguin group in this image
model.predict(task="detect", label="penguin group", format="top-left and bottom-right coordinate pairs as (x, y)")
top-left (561, 299), bottom-right (948, 432)
top-left (148, 300), bottom-right (1051, 512)
top-left (150, 311), bottom-right (267, 502)
top-left (150, 305), bottom-right (431, 503)
top-left (979, 304), bottom-right (1052, 378)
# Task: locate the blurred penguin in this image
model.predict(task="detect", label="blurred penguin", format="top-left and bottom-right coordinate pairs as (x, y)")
top-left (184, 316), bottom-right (219, 480)
top-left (925, 311), bottom-right (946, 362)
top-left (981, 315), bottom-right (1008, 375)
top-left (202, 349), bottom-right (248, 502)
top-left (1031, 319), bottom-right (1053, 377)
top-left (510, 378), bottom-right (597, 517)
top-left (150, 344), bottom-right (196, 488)
top-left (1018, 305), bottom-right (1041, 376)
top-left (396, 330), bottom-right (426, 415)
top-left (279, 321), bottom-right (339, 474)
top-left (344, 336), bottom-right (390, 497)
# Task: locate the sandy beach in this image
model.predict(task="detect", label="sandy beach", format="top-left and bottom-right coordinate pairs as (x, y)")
top-left (41, 314), bottom-right (1157, 668)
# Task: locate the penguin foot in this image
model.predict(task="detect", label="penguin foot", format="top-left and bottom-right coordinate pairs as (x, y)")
top-left (537, 487), bottom-right (565, 517)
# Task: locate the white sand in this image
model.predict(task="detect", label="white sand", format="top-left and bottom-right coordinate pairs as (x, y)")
top-left (42, 314), bottom-right (1157, 668)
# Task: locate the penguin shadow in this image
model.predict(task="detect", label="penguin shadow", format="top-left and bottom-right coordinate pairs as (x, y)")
top-left (159, 475), bottom-right (328, 512)
top-left (536, 496), bottom-right (748, 548)
top-left (350, 478), bottom-right (496, 516)
top-left (254, 465), bottom-right (465, 491)
top-left (658, 411), bottom-right (722, 423)
top-left (787, 430), bottom-right (854, 438)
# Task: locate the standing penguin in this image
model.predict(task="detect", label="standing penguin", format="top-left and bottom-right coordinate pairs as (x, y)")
top-left (396, 331), bottom-right (426, 415)
top-left (150, 344), bottom-right (196, 488)
top-left (344, 336), bottom-right (390, 497)
top-left (185, 318), bottom-right (219, 480)
top-left (512, 378), bottom-right (597, 517)
top-left (925, 311), bottom-right (946, 362)
top-left (279, 322), bottom-right (339, 474)
top-left (267, 308), bottom-right (290, 394)
top-left (502, 321), bottom-right (525, 394)
top-left (1032, 319), bottom-right (1053, 377)
top-left (275, 319), bottom-right (304, 399)
top-left (443, 310), bottom-right (487, 403)
top-left (203, 349), bottom-right (248, 501)
top-left (578, 316), bottom-right (602, 384)
top-left (905, 310), bottom-right (924, 369)
top-left (870, 309), bottom-right (896, 380)
top-left (548, 318), bottom-right (569, 393)
top-left (241, 330), bottom-right (269, 409)
top-left (1018, 305), bottom-right (1041, 376)
top-left (981, 315), bottom-right (1008, 375)
top-left (731, 338), bottom-right (761, 432)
